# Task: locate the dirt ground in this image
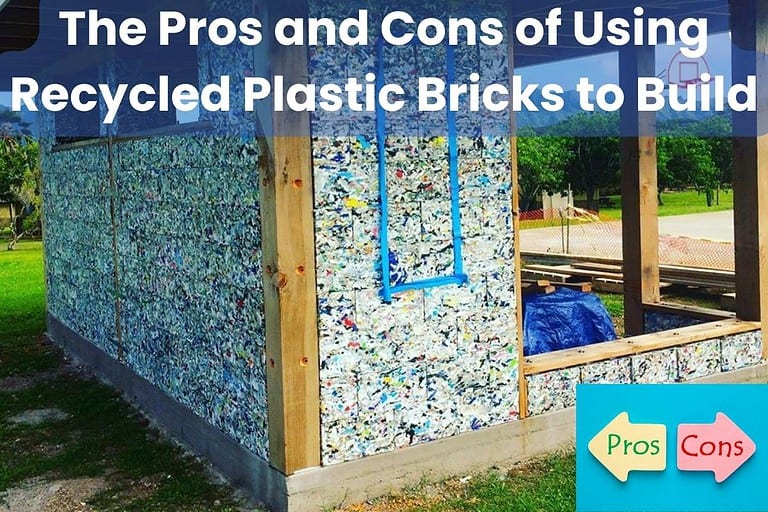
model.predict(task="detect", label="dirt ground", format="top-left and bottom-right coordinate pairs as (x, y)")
top-left (0, 478), bottom-right (108, 512)
top-left (0, 339), bottom-right (254, 512)
top-left (1, 361), bottom-right (108, 512)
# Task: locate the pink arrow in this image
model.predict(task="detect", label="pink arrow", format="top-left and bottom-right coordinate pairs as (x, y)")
top-left (677, 413), bottom-right (756, 483)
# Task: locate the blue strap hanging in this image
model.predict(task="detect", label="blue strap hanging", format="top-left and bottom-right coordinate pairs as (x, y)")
top-left (375, 38), bottom-right (468, 303)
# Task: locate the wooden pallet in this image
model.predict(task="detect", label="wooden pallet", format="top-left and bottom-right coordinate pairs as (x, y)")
top-left (524, 264), bottom-right (624, 282)
top-left (521, 279), bottom-right (593, 295)
top-left (593, 278), bottom-right (624, 294)
top-left (521, 269), bottom-right (572, 283)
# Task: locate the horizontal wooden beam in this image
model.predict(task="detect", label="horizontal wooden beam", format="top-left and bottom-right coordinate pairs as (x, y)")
top-left (286, 363), bottom-right (768, 510)
top-left (643, 302), bottom-right (734, 321)
top-left (521, 251), bottom-right (624, 267)
top-left (523, 319), bottom-right (760, 376)
top-left (50, 121), bottom-right (214, 153)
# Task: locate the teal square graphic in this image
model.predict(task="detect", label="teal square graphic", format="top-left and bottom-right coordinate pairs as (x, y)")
top-left (576, 384), bottom-right (766, 512)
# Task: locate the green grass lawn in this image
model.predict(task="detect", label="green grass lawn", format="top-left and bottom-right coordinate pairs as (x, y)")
top-left (435, 453), bottom-right (576, 512)
top-left (339, 451), bottom-right (576, 512)
top-left (0, 241), bottom-right (58, 378)
top-left (0, 241), bottom-right (46, 337)
top-left (519, 189), bottom-right (734, 229)
top-left (0, 240), bottom-right (247, 511)
top-left (599, 189), bottom-right (734, 221)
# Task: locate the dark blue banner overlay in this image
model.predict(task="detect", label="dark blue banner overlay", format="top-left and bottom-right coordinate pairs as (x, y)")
top-left (0, 0), bottom-right (759, 138)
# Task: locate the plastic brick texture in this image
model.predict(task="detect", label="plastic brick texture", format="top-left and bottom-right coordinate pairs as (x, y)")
top-left (310, 4), bottom-right (519, 466)
top-left (42, 135), bottom-right (270, 462)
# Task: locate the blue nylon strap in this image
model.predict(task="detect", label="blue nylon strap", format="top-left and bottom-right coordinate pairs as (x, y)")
top-left (446, 44), bottom-right (468, 285)
top-left (390, 276), bottom-right (468, 295)
top-left (375, 40), bottom-right (468, 303)
top-left (375, 37), bottom-right (393, 303)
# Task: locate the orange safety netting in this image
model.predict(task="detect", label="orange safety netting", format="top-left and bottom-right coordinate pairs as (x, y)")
top-left (519, 208), bottom-right (734, 270)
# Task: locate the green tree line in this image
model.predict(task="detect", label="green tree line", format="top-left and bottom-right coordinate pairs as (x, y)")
top-left (518, 113), bottom-right (733, 211)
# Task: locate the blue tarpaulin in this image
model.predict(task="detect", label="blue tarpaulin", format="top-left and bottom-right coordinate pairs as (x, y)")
top-left (523, 288), bottom-right (617, 356)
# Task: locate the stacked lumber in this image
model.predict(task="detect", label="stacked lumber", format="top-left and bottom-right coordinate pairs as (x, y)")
top-left (520, 256), bottom-right (735, 293)
top-left (522, 281), bottom-right (555, 295)
top-left (657, 265), bottom-right (734, 290)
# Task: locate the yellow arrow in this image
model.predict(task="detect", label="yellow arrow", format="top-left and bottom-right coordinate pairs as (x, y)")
top-left (588, 412), bottom-right (667, 482)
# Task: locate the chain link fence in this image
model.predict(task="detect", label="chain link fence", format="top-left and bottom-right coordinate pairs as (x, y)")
top-left (519, 208), bottom-right (735, 271)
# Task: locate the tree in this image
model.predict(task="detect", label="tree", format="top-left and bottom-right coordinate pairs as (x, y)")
top-left (517, 129), bottom-right (571, 212)
top-left (0, 109), bottom-right (32, 136)
top-left (657, 136), bottom-right (684, 192)
top-left (657, 135), bottom-right (718, 205)
top-left (694, 116), bottom-right (733, 191)
top-left (551, 113), bottom-right (620, 211)
top-left (0, 114), bottom-right (41, 250)
top-left (8, 161), bottom-right (42, 250)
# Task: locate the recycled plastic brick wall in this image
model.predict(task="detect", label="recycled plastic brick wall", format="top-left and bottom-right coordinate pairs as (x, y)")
top-left (42, 136), bottom-right (269, 460)
top-left (43, 144), bottom-right (119, 359)
top-left (526, 331), bottom-right (763, 416)
top-left (42, 0), bottom-right (272, 462)
top-left (309, 3), bottom-right (518, 465)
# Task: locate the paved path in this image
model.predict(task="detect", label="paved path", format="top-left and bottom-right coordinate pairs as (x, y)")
top-left (658, 210), bottom-right (734, 243)
top-left (520, 210), bottom-right (735, 270)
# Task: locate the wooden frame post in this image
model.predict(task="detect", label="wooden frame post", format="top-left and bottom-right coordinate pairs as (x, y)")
top-left (619, 45), bottom-right (660, 337)
top-left (507, 9), bottom-right (527, 419)
top-left (731, 0), bottom-right (768, 356)
top-left (261, 0), bottom-right (321, 475)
